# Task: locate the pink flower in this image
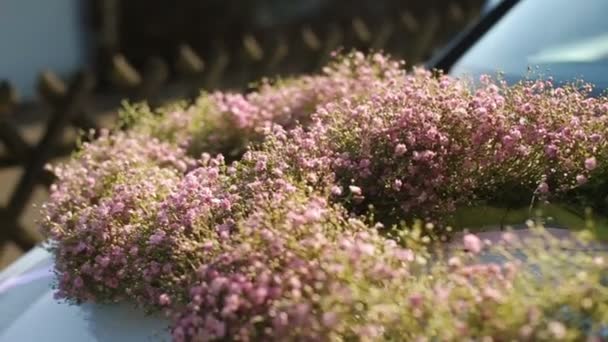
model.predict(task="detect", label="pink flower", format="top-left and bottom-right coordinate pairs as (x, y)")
top-left (475, 107), bottom-right (488, 116)
top-left (148, 231), bottom-right (166, 245)
top-left (537, 182), bottom-right (549, 194)
top-left (576, 174), bottom-right (587, 185)
top-left (349, 185), bottom-right (362, 196)
top-left (409, 293), bottom-right (424, 308)
top-left (544, 145), bottom-right (558, 158)
top-left (482, 287), bottom-right (502, 301)
top-left (501, 232), bottom-right (517, 244)
top-left (585, 157), bottom-right (597, 171)
top-left (255, 159), bottom-right (267, 171)
top-left (359, 159), bottom-right (371, 168)
top-left (501, 135), bottom-right (514, 147)
top-left (97, 256), bottom-right (111, 268)
top-left (73, 276), bottom-right (84, 288)
top-left (322, 312), bottom-right (338, 327)
top-left (357, 242), bottom-right (375, 256)
top-left (392, 179), bottom-right (403, 191)
top-left (204, 316), bottom-right (226, 338)
top-left (448, 256), bottom-right (461, 267)
top-left (304, 207), bottom-right (323, 222)
top-left (159, 293), bottom-right (171, 306)
top-left (463, 234), bottom-right (482, 254)
top-left (395, 249), bottom-right (414, 262)
top-left (331, 185), bottom-right (343, 196)
top-left (252, 286), bottom-right (268, 304)
top-left (394, 143), bottom-right (407, 156)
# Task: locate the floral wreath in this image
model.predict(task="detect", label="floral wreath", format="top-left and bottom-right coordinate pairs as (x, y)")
top-left (42, 52), bottom-right (608, 341)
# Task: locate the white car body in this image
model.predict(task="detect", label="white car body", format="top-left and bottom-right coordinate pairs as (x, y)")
top-left (0, 247), bottom-right (170, 341)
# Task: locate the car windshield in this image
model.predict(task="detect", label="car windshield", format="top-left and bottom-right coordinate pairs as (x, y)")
top-left (451, 0), bottom-right (608, 93)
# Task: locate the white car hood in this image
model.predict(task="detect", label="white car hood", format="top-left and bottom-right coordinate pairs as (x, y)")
top-left (0, 247), bottom-right (170, 341)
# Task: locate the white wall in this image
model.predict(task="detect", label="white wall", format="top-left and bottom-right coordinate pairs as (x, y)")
top-left (0, 0), bottom-right (89, 100)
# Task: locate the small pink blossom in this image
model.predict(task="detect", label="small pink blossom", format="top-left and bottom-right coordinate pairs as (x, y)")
top-left (501, 232), bottom-right (517, 244)
top-left (463, 234), bottom-right (482, 254)
top-left (148, 231), bottom-right (166, 245)
top-left (159, 293), bottom-right (171, 306)
top-left (576, 174), bottom-right (587, 185)
top-left (448, 256), bottom-right (461, 267)
top-left (392, 179), bottom-right (403, 191)
top-left (97, 256), bottom-right (111, 268)
top-left (409, 293), bottom-right (424, 308)
top-left (544, 144), bottom-right (558, 158)
top-left (585, 157), bottom-right (597, 171)
top-left (73, 276), bottom-right (84, 288)
top-left (394, 143), bottom-right (407, 156)
top-left (537, 182), bottom-right (549, 194)
top-left (349, 185), bottom-right (362, 196)
top-left (322, 312), bottom-right (338, 327)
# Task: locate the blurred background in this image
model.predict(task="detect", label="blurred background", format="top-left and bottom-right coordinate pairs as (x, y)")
top-left (0, 0), bottom-right (486, 269)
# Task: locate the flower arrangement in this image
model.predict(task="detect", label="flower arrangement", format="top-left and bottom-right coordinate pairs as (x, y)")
top-left (41, 52), bottom-right (608, 341)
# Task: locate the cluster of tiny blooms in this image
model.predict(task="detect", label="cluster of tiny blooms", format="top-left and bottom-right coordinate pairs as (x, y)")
top-left (124, 52), bottom-right (404, 159)
top-left (256, 69), bottom-right (608, 223)
top-left (42, 139), bottom-right (306, 306)
top-left (170, 195), bottom-right (608, 341)
top-left (40, 52), bottom-right (608, 341)
top-left (41, 130), bottom-right (191, 302)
